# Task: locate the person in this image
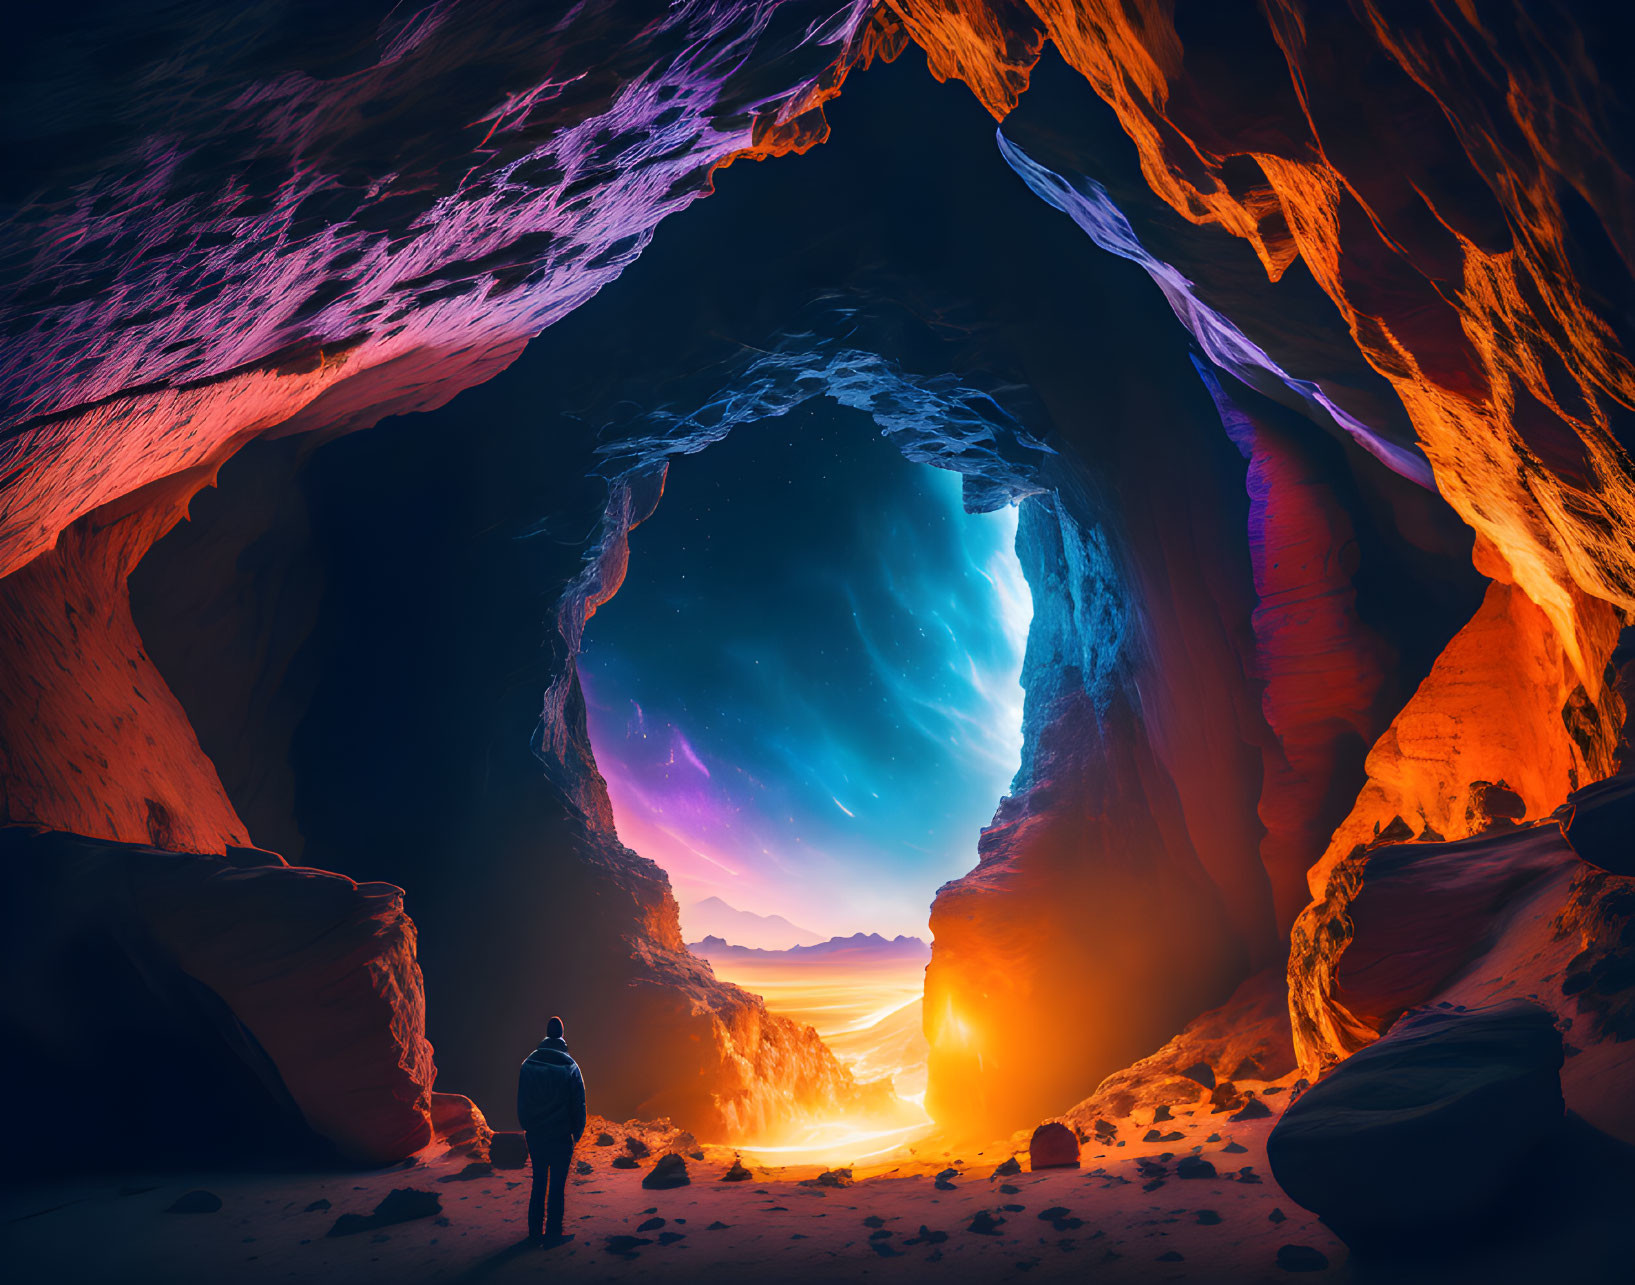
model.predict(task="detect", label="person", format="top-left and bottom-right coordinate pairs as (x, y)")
top-left (517, 1015), bottom-right (587, 1244)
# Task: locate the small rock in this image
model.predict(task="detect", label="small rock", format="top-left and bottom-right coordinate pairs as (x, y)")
top-left (642, 1154), bottom-right (690, 1189)
top-left (1176, 1156), bottom-right (1216, 1180)
top-left (870, 1240), bottom-right (902, 1257)
top-left (594, 1132), bottom-right (615, 1146)
top-left (993, 1156), bottom-right (1021, 1177)
top-left (1157, 1250), bottom-right (1184, 1261)
top-left (1223, 1141), bottom-right (1248, 1154)
top-left (167, 1190), bottom-right (221, 1214)
top-left (605, 1235), bottom-right (651, 1258)
top-left (637, 1217), bottom-right (665, 1232)
top-left (1180, 1062), bottom-right (1216, 1089)
top-left (706, 1221), bottom-right (729, 1230)
top-left (1196, 1210), bottom-right (1222, 1225)
top-left (1269, 1208), bottom-right (1287, 1223)
top-left (1152, 1105), bottom-right (1173, 1122)
top-left (801, 1168), bottom-right (852, 1189)
top-left (721, 1156), bottom-right (753, 1182)
top-left (1231, 1097), bottom-right (1273, 1122)
top-left (489, 1133), bottom-right (528, 1170)
top-left (303, 1199), bottom-right (330, 1213)
top-left (1029, 1121), bottom-right (1081, 1169)
top-left (326, 1189), bottom-right (441, 1238)
top-left (657, 1232), bottom-right (685, 1246)
top-left (624, 1136), bottom-right (651, 1159)
top-left (934, 1167), bottom-right (959, 1190)
top-left (437, 1162), bottom-right (493, 1183)
top-left (575, 1160), bottom-right (593, 1175)
top-left (999, 1183), bottom-right (1021, 1194)
top-left (905, 1226), bottom-right (949, 1245)
top-left (863, 1216), bottom-right (886, 1228)
top-left (1276, 1244), bottom-right (1329, 1272)
top-left (1210, 1081), bottom-right (1243, 1113)
top-left (967, 1210), bottom-right (1006, 1236)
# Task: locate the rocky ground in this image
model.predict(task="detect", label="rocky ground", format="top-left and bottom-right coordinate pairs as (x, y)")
top-left (2, 1091), bottom-right (1343, 1284)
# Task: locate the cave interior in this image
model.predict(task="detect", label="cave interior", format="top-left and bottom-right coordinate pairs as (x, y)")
top-left (4, 2), bottom-right (1635, 1282)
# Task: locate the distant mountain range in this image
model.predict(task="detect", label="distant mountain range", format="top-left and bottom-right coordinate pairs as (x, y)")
top-left (688, 931), bottom-right (931, 966)
top-left (680, 896), bottom-right (823, 950)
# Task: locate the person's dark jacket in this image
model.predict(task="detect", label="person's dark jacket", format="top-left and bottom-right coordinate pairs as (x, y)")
top-left (517, 1036), bottom-right (587, 1140)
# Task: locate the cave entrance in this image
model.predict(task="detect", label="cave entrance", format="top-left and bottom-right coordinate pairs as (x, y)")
top-left (578, 400), bottom-right (1032, 1162)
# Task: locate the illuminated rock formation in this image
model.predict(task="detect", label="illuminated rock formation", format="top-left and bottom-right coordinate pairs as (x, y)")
top-left (888, 0), bottom-right (1635, 676)
top-left (1, 1), bottom-right (893, 577)
top-left (1289, 584), bottom-right (1625, 1074)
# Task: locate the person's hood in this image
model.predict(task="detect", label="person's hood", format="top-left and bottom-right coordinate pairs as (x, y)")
top-left (526, 1036), bottom-right (576, 1068)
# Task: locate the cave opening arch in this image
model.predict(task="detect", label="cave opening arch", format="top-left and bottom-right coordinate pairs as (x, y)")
top-left (123, 47), bottom-right (1490, 1146)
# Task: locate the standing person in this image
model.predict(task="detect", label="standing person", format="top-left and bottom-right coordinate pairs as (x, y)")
top-left (517, 1015), bottom-right (587, 1245)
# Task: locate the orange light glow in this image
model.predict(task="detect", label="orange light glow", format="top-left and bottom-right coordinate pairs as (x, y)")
top-left (704, 953), bottom-right (933, 1163)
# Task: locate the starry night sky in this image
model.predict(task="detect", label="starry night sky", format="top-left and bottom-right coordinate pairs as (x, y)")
top-left (579, 402), bottom-right (1031, 940)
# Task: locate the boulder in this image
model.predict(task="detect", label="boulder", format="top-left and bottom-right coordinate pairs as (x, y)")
top-left (488, 1132), bottom-right (528, 1169)
top-left (430, 1092), bottom-right (492, 1160)
top-left (1564, 772), bottom-right (1635, 876)
top-left (641, 1154), bottom-right (690, 1189)
top-left (1029, 1121), bottom-right (1081, 1169)
top-left (1267, 1000), bottom-right (1564, 1251)
top-left (326, 1188), bottom-right (442, 1238)
top-left (1, 827), bottom-right (436, 1168)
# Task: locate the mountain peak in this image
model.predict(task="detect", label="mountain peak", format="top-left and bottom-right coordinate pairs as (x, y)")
top-left (680, 897), bottom-right (823, 950)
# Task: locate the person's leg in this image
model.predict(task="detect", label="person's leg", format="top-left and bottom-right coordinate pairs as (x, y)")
top-left (525, 1132), bottom-right (546, 1239)
top-left (545, 1138), bottom-right (572, 1236)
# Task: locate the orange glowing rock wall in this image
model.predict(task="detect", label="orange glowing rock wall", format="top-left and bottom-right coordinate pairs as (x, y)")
top-left (888, 0), bottom-right (1635, 682)
top-left (0, 477), bottom-right (250, 852)
top-left (1289, 563), bottom-right (1626, 1074)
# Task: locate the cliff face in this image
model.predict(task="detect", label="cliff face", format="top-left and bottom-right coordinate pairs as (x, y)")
top-left (892, 0), bottom-right (1635, 675)
top-left (5, 1), bottom-right (1635, 1163)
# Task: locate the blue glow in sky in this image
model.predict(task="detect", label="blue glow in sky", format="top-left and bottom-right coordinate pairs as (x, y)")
top-left (579, 404), bottom-right (1031, 940)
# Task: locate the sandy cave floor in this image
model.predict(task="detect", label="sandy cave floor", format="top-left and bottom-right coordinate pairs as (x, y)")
top-left (1, 1082), bottom-right (1359, 1285)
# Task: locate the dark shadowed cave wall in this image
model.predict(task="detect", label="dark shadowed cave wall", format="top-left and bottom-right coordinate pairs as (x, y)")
top-left (127, 49), bottom-right (1484, 1137)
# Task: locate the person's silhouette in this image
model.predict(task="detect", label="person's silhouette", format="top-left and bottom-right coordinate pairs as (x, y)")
top-left (517, 1015), bottom-right (586, 1244)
